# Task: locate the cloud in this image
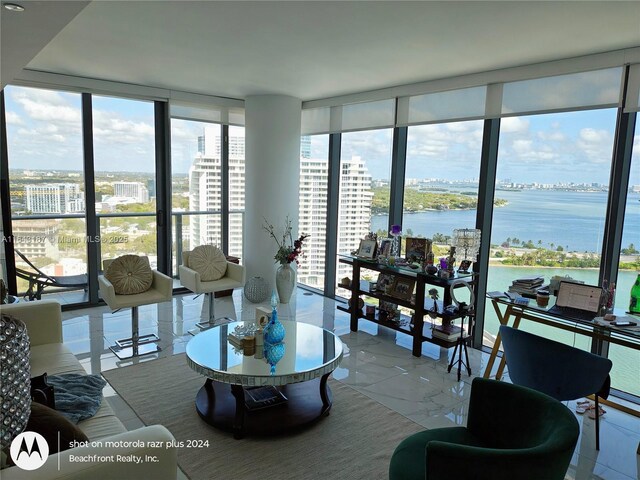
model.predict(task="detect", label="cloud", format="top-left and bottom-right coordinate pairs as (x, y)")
top-left (537, 131), bottom-right (565, 142)
top-left (576, 128), bottom-right (613, 163)
top-left (500, 117), bottom-right (529, 134)
top-left (5, 111), bottom-right (24, 125)
top-left (12, 88), bottom-right (81, 124)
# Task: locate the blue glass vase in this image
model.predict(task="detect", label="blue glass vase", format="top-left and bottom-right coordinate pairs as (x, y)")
top-left (263, 310), bottom-right (285, 345)
top-left (263, 291), bottom-right (285, 345)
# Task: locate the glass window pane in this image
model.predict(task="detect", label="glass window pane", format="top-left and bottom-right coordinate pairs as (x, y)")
top-left (93, 96), bottom-right (156, 268)
top-left (403, 121), bottom-right (484, 252)
top-left (337, 129), bottom-right (392, 295)
top-left (484, 109), bottom-right (617, 353)
top-left (610, 120), bottom-right (640, 397)
top-left (5, 86), bottom-right (84, 216)
top-left (228, 125), bottom-right (245, 260)
top-left (5, 86), bottom-right (87, 299)
top-left (171, 121), bottom-right (222, 253)
top-left (298, 134), bottom-right (329, 289)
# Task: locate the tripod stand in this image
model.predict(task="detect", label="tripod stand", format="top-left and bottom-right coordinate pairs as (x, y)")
top-left (447, 303), bottom-right (472, 381)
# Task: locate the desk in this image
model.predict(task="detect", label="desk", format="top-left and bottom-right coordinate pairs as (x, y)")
top-left (483, 297), bottom-right (640, 416)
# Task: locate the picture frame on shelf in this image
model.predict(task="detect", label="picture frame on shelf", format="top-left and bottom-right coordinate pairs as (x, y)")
top-left (376, 273), bottom-right (395, 293)
top-left (379, 300), bottom-right (398, 322)
top-left (357, 238), bottom-right (378, 259)
top-left (458, 259), bottom-right (472, 273)
top-left (390, 277), bottom-right (416, 301)
top-left (379, 238), bottom-right (392, 257)
top-left (405, 237), bottom-right (427, 263)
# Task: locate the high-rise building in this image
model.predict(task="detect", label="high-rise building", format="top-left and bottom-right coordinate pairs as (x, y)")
top-left (188, 125), bottom-right (245, 257)
top-left (13, 219), bottom-right (60, 259)
top-left (25, 183), bottom-right (84, 214)
top-left (113, 182), bottom-right (150, 203)
top-left (297, 157), bottom-right (329, 288)
top-left (297, 155), bottom-right (373, 288)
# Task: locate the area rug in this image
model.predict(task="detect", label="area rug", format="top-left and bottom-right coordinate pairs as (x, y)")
top-left (102, 353), bottom-right (423, 480)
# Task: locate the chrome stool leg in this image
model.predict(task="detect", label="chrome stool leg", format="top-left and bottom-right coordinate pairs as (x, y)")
top-left (196, 293), bottom-right (217, 330)
top-left (190, 293), bottom-right (233, 335)
top-left (110, 306), bottom-right (161, 359)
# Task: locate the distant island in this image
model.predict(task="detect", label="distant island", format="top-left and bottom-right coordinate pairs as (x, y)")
top-left (371, 187), bottom-right (507, 214)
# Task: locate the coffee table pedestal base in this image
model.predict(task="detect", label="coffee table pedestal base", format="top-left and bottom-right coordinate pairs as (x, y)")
top-left (195, 374), bottom-right (332, 439)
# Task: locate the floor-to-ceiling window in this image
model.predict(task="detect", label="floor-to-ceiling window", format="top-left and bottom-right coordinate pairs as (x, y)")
top-left (404, 120), bottom-right (484, 256)
top-left (227, 125), bottom-right (245, 260)
top-left (170, 119), bottom-right (245, 270)
top-left (298, 134), bottom-right (329, 290)
top-left (92, 95), bottom-right (156, 269)
top-left (484, 109), bottom-right (618, 352)
top-left (170, 120), bottom-right (223, 272)
top-left (609, 120), bottom-right (640, 397)
top-left (337, 128), bottom-right (393, 296)
top-left (4, 86), bottom-right (87, 298)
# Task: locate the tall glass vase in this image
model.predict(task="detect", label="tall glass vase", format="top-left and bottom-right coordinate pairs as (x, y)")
top-left (276, 262), bottom-right (296, 304)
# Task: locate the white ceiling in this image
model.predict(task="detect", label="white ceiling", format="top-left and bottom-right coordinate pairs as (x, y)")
top-left (5, 1), bottom-right (640, 101)
top-left (0, 1), bottom-right (89, 89)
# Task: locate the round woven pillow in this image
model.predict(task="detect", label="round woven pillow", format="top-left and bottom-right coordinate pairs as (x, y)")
top-left (105, 255), bottom-right (153, 295)
top-left (189, 245), bottom-right (227, 281)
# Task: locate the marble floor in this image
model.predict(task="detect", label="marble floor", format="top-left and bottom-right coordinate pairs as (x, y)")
top-left (57, 288), bottom-right (640, 480)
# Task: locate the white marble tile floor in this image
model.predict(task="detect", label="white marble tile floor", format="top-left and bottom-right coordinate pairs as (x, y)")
top-left (58, 288), bottom-right (640, 480)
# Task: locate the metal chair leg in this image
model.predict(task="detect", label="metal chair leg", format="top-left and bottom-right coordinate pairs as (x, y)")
top-left (110, 306), bottom-right (161, 359)
top-left (595, 395), bottom-right (600, 451)
top-left (196, 293), bottom-right (217, 330)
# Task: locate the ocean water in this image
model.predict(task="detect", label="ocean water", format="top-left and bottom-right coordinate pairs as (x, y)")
top-left (368, 189), bottom-right (640, 396)
top-left (371, 189), bottom-right (640, 253)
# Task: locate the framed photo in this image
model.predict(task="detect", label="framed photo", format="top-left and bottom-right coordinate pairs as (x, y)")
top-left (357, 239), bottom-right (377, 259)
top-left (379, 238), bottom-right (392, 257)
top-left (458, 259), bottom-right (472, 272)
top-left (376, 273), bottom-right (395, 293)
top-left (390, 277), bottom-right (416, 300)
top-left (378, 300), bottom-right (398, 322)
top-left (405, 237), bottom-right (427, 262)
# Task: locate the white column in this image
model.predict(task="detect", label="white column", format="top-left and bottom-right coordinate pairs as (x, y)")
top-left (244, 95), bottom-right (301, 289)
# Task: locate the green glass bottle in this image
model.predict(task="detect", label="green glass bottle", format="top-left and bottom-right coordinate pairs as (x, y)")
top-left (630, 273), bottom-right (640, 314)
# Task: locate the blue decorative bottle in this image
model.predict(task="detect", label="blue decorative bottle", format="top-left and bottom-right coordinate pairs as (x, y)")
top-left (263, 291), bottom-right (285, 345)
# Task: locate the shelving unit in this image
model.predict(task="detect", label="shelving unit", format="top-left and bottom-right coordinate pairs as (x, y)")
top-left (338, 255), bottom-right (476, 357)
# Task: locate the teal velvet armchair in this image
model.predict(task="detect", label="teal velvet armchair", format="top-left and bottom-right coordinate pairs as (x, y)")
top-left (389, 378), bottom-right (579, 480)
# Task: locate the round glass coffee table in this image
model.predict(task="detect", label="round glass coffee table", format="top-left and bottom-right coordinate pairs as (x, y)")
top-left (186, 320), bottom-right (343, 439)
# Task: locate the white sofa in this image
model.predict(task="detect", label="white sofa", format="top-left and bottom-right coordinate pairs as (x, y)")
top-left (1, 300), bottom-right (178, 480)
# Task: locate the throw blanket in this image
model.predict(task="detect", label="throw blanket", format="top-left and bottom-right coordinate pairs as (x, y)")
top-left (47, 373), bottom-right (107, 424)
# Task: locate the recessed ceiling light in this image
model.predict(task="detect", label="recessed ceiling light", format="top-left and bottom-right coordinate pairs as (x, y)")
top-left (3, 3), bottom-right (25, 11)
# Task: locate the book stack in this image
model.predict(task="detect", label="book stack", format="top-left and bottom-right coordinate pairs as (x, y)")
top-left (432, 324), bottom-right (466, 342)
top-left (508, 276), bottom-right (545, 297)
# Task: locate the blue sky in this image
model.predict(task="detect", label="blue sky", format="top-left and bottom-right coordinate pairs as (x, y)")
top-left (5, 85), bottom-right (640, 187)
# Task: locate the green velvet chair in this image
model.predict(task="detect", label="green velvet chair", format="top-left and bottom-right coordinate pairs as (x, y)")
top-left (389, 378), bottom-right (579, 480)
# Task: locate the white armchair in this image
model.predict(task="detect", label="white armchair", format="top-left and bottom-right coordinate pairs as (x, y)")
top-left (98, 256), bottom-right (172, 359)
top-left (179, 249), bottom-right (246, 330)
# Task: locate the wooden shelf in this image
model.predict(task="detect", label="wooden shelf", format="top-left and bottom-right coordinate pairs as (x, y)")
top-left (338, 254), bottom-right (476, 357)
